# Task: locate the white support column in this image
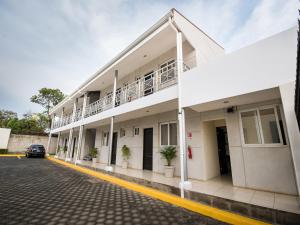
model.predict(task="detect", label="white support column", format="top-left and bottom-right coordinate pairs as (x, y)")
top-left (106, 70), bottom-right (118, 172)
top-left (65, 128), bottom-right (74, 162)
top-left (71, 99), bottom-right (78, 123)
top-left (75, 93), bottom-right (88, 165)
top-left (46, 132), bottom-right (52, 157)
top-left (65, 101), bottom-right (78, 162)
top-left (176, 31), bottom-right (190, 198)
top-left (54, 132), bottom-right (61, 158)
top-left (60, 107), bottom-right (65, 127)
top-left (280, 82), bottom-right (300, 200)
top-left (75, 125), bottom-right (84, 165)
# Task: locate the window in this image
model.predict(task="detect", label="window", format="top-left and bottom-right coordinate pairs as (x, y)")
top-left (102, 132), bottom-right (109, 146)
top-left (160, 122), bottom-right (177, 146)
top-left (120, 128), bottom-right (126, 138)
top-left (240, 105), bottom-right (286, 146)
top-left (134, 127), bottom-right (139, 136)
top-left (240, 110), bottom-right (261, 144)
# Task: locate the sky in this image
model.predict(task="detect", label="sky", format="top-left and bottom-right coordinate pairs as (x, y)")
top-left (0, 0), bottom-right (298, 117)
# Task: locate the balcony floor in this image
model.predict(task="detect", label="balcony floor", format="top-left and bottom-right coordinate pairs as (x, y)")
top-left (79, 160), bottom-right (300, 215)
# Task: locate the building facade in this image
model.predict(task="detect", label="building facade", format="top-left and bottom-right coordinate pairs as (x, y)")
top-left (48, 9), bottom-right (300, 200)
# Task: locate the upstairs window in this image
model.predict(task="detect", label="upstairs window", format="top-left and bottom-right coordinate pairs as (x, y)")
top-left (240, 105), bottom-right (287, 146)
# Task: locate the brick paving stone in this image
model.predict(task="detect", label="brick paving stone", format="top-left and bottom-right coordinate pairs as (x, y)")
top-left (0, 157), bottom-right (227, 225)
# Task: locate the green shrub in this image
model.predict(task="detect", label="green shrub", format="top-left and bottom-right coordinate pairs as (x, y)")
top-left (121, 145), bottom-right (130, 161)
top-left (0, 149), bottom-right (8, 154)
top-left (60, 146), bottom-right (67, 153)
top-left (89, 147), bottom-right (98, 158)
top-left (160, 146), bottom-right (177, 166)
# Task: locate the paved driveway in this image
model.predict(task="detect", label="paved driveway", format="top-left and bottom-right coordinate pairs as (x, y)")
top-left (0, 157), bottom-right (226, 225)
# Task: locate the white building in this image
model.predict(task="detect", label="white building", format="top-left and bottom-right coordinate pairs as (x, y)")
top-left (48, 9), bottom-right (300, 211)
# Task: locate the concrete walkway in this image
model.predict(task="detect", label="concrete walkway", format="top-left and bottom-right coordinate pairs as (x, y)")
top-left (80, 160), bottom-right (300, 215)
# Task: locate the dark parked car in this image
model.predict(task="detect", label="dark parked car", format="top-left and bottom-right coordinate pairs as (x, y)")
top-left (25, 144), bottom-right (45, 158)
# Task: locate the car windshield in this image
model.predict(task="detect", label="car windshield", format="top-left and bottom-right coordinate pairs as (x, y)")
top-left (32, 145), bottom-right (45, 150)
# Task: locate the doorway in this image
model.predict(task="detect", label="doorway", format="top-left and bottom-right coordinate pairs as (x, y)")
top-left (202, 119), bottom-right (232, 181)
top-left (111, 132), bottom-right (118, 165)
top-left (71, 137), bottom-right (76, 158)
top-left (216, 126), bottom-right (231, 175)
top-left (143, 128), bottom-right (153, 170)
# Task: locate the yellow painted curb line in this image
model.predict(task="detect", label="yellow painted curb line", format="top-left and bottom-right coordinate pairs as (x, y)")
top-left (47, 157), bottom-right (270, 225)
top-left (0, 154), bottom-right (25, 157)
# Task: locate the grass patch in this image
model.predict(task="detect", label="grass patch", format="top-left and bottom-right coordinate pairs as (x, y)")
top-left (0, 149), bottom-right (8, 154)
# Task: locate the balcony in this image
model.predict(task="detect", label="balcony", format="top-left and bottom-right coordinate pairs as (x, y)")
top-left (51, 61), bottom-right (190, 130)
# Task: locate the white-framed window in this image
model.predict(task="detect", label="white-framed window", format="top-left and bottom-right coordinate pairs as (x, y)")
top-left (120, 128), bottom-right (126, 138)
top-left (133, 127), bottom-right (139, 136)
top-left (239, 105), bottom-right (287, 146)
top-left (160, 122), bottom-right (177, 146)
top-left (102, 132), bottom-right (109, 146)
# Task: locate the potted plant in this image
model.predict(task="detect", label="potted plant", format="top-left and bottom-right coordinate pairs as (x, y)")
top-left (160, 146), bottom-right (177, 178)
top-left (121, 145), bottom-right (130, 169)
top-left (60, 146), bottom-right (67, 158)
top-left (90, 147), bottom-right (98, 163)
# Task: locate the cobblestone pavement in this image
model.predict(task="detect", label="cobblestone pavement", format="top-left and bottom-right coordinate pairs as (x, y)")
top-left (0, 157), bottom-right (227, 225)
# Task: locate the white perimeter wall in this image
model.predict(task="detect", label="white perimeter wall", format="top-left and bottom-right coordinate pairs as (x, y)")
top-left (7, 134), bottom-right (57, 154)
top-left (0, 128), bottom-right (11, 149)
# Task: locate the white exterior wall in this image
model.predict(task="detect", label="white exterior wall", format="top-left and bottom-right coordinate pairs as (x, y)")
top-left (181, 27), bottom-right (297, 108)
top-left (280, 82), bottom-right (300, 195)
top-left (173, 10), bottom-right (224, 66)
top-left (94, 110), bottom-right (182, 175)
top-left (184, 99), bottom-right (298, 195)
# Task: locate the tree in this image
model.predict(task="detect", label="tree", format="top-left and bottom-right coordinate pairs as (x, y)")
top-left (30, 88), bottom-right (65, 115)
top-left (0, 110), bottom-right (18, 127)
top-left (6, 116), bottom-right (47, 135)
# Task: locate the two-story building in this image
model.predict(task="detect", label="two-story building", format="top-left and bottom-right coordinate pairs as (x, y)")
top-left (48, 9), bottom-right (300, 213)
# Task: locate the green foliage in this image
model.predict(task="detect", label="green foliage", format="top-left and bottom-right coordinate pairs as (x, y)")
top-left (89, 147), bottom-right (98, 158)
top-left (160, 146), bottom-right (177, 166)
top-left (0, 149), bottom-right (8, 154)
top-left (30, 88), bottom-right (65, 115)
top-left (60, 146), bottom-right (67, 153)
top-left (5, 113), bottom-right (49, 135)
top-left (121, 145), bottom-right (131, 161)
top-left (0, 109), bottom-right (17, 127)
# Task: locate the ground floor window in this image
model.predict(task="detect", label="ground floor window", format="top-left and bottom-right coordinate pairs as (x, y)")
top-left (102, 132), bottom-right (109, 146)
top-left (160, 122), bottom-right (177, 146)
top-left (239, 105), bottom-right (287, 146)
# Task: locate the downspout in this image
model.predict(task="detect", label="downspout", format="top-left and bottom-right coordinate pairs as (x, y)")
top-left (169, 16), bottom-right (190, 198)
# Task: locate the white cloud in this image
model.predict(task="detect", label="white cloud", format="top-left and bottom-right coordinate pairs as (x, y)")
top-left (225, 0), bottom-right (298, 51)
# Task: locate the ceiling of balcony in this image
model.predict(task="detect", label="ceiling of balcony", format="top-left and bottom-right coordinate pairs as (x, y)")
top-left (85, 24), bottom-right (178, 93)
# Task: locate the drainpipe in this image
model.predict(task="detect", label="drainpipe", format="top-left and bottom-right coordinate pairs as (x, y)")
top-left (106, 70), bottom-right (118, 172)
top-left (169, 17), bottom-right (190, 198)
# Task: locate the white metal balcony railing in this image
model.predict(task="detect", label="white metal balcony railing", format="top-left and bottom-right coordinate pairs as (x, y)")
top-left (52, 61), bottom-right (190, 129)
